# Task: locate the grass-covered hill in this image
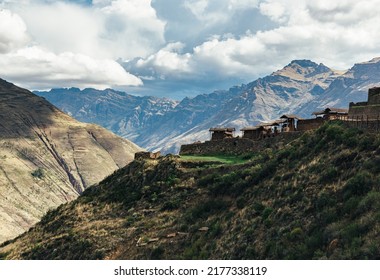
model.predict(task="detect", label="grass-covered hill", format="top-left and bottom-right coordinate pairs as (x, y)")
top-left (1, 121), bottom-right (380, 260)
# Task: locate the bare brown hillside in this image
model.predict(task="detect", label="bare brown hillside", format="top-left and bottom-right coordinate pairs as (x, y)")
top-left (0, 78), bottom-right (143, 243)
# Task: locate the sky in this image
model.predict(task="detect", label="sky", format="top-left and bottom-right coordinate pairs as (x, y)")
top-left (1, 0), bottom-right (380, 99)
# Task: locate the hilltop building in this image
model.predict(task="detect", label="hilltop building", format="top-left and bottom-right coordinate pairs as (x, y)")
top-left (241, 126), bottom-right (265, 140)
top-left (209, 127), bottom-right (235, 141)
top-left (280, 115), bottom-right (302, 131)
top-left (312, 108), bottom-right (348, 120)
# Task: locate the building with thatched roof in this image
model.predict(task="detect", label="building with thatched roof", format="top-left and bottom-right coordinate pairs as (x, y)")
top-left (312, 108), bottom-right (348, 120)
top-left (280, 114), bottom-right (303, 131)
top-left (209, 127), bottom-right (235, 141)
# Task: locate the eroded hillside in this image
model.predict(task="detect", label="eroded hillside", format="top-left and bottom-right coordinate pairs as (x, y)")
top-left (0, 79), bottom-right (142, 243)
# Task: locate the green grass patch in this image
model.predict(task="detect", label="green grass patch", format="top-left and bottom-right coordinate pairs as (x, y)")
top-left (180, 155), bottom-right (248, 164)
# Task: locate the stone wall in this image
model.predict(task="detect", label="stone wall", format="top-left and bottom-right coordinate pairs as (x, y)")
top-left (343, 119), bottom-right (380, 132)
top-left (348, 104), bottom-right (380, 119)
top-left (179, 132), bottom-right (303, 156)
top-left (368, 87), bottom-right (380, 104)
top-left (297, 118), bottom-right (324, 131)
top-left (349, 87), bottom-right (380, 118)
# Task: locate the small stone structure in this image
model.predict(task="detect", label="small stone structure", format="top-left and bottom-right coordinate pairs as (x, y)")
top-left (280, 114), bottom-right (302, 132)
top-left (209, 127), bottom-right (235, 141)
top-left (241, 120), bottom-right (286, 140)
top-left (349, 87), bottom-right (380, 119)
top-left (134, 151), bottom-right (161, 160)
top-left (241, 126), bottom-right (265, 140)
top-left (312, 108), bottom-right (348, 120)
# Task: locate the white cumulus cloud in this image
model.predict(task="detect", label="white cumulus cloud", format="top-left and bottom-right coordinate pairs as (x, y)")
top-left (12, 0), bottom-right (166, 60)
top-left (0, 46), bottom-right (142, 89)
top-left (133, 0), bottom-right (380, 88)
top-left (184, 0), bottom-right (260, 26)
top-left (0, 9), bottom-right (29, 53)
top-left (135, 42), bottom-right (192, 77)
top-left (0, 1), bottom-right (156, 89)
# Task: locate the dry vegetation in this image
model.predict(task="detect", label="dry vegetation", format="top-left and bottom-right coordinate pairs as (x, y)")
top-left (1, 121), bottom-right (380, 260)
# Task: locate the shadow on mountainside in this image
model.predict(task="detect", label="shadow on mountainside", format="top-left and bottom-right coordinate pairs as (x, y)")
top-left (0, 79), bottom-right (57, 138)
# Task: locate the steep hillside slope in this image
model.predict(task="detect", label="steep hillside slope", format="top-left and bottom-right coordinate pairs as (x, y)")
top-left (0, 79), bottom-right (142, 243)
top-left (2, 122), bottom-right (380, 260)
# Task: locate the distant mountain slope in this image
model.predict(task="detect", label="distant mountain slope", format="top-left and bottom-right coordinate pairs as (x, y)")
top-left (0, 79), bottom-right (142, 243)
top-left (298, 57), bottom-right (380, 116)
top-left (33, 58), bottom-right (380, 154)
top-left (34, 88), bottom-right (178, 143)
top-left (2, 122), bottom-right (380, 260)
top-left (35, 59), bottom-right (340, 153)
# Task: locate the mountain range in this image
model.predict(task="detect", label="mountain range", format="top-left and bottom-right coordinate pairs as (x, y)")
top-left (0, 79), bottom-right (142, 243)
top-left (35, 58), bottom-right (380, 154)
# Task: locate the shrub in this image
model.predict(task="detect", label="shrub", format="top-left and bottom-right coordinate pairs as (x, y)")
top-left (185, 199), bottom-right (229, 222)
top-left (198, 174), bottom-right (217, 187)
top-left (289, 227), bottom-right (304, 241)
top-left (167, 175), bottom-right (181, 187)
top-left (325, 123), bottom-right (345, 143)
top-left (363, 157), bottom-right (380, 173)
top-left (358, 135), bottom-right (375, 151)
top-left (342, 196), bottom-right (361, 217)
top-left (251, 160), bottom-right (277, 184)
top-left (356, 191), bottom-right (380, 214)
top-left (341, 223), bottom-right (362, 241)
top-left (342, 127), bottom-right (361, 147)
top-left (150, 246), bottom-right (164, 260)
top-left (161, 198), bottom-right (181, 211)
top-left (343, 171), bottom-right (373, 198)
top-left (262, 207), bottom-right (273, 220)
top-left (316, 191), bottom-right (336, 210)
top-left (236, 197), bottom-right (246, 209)
top-left (319, 167), bottom-right (339, 184)
top-left (31, 168), bottom-right (44, 179)
top-left (319, 207), bottom-right (338, 224)
top-left (253, 202), bottom-right (265, 213)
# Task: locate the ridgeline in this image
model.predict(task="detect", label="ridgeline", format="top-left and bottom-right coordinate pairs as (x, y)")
top-left (1, 121), bottom-right (380, 260)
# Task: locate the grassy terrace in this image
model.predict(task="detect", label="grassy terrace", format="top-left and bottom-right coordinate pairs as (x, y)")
top-left (179, 154), bottom-right (250, 165)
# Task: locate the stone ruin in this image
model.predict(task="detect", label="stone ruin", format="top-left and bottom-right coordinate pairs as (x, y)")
top-left (349, 87), bottom-right (380, 119)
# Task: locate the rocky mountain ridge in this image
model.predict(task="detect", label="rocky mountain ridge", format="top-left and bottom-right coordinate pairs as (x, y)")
top-left (35, 58), bottom-right (380, 153)
top-left (0, 79), bottom-right (142, 243)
